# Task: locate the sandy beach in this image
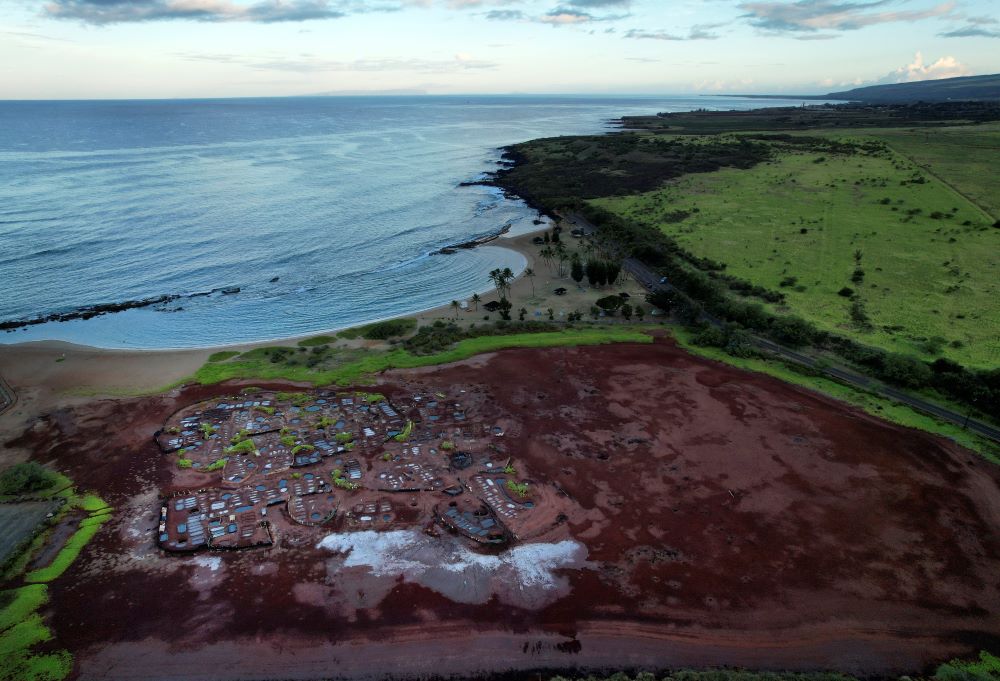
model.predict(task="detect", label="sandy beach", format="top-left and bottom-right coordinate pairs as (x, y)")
top-left (0, 224), bottom-right (651, 463)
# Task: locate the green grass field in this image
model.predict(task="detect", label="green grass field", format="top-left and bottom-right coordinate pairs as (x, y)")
top-left (195, 327), bottom-right (654, 386)
top-left (594, 133), bottom-right (1000, 368)
top-left (877, 123), bottom-right (1000, 221)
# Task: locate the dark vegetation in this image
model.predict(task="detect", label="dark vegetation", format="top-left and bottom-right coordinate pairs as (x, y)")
top-left (544, 652), bottom-right (1000, 681)
top-left (493, 134), bottom-right (771, 207)
top-left (338, 318), bottom-right (417, 340)
top-left (403, 320), bottom-right (559, 355)
top-left (620, 101), bottom-right (1000, 135)
top-left (0, 462), bottom-right (60, 497)
top-left (492, 105), bottom-right (1000, 421)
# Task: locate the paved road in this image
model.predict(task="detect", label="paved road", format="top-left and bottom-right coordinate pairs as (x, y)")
top-left (564, 213), bottom-right (1000, 444)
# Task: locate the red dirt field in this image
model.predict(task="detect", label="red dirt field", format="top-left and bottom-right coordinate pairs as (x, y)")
top-left (5, 338), bottom-right (1000, 681)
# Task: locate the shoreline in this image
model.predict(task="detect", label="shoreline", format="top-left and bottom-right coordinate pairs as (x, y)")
top-left (0, 228), bottom-right (542, 356)
top-left (0, 228), bottom-right (552, 423)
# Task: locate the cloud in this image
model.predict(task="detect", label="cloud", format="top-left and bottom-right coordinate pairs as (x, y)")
top-left (693, 77), bottom-right (755, 92)
top-left (484, 8), bottom-right (524, 19)
top-left (624, 23), bottom-right (724, 40)
top-left (177, 50), bottom-right (499, 72)
top-left (872, 51), bottom-right (971, 82)
top-left (43, 0), bottom-right (632, 26)
top-left (2, 29), bottom-right (74, 41)
top-left (738, 0), bottom-right (955, 35)
top-left (43, 0), bottom-right (359, 24)
top-left (939, 15), bottom-right (1000, 37)
top-left (537, 6), bottom-right (627, 24)
top-left (564, 0), bottom-right (631, 6)
top-left (939, 25), bottom-right (999, 37)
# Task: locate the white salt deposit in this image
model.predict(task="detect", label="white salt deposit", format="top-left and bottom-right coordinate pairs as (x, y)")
top-left (192, 555), bottom-right (223, 572)
top-left (317, 530), bottom-right (586, 607)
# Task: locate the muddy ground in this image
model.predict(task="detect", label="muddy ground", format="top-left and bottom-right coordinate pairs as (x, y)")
top-left (5, 338), bottom-right (1000, 680)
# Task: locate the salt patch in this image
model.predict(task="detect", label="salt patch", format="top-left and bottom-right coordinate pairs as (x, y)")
top-left (317, 530), bottom-right (585, 607)
top-left (192, 555), bottom-right (223, 572)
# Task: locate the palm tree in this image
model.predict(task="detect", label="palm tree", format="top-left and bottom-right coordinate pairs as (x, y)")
top-left (450, 300), bottom-right (460, 318)
top-left (557, 251), bottom-right (570, 278)
top-left (524, 268), bottom-right (535, 297)
top-left (488, 268), bottom-right (501, 298)
top-left (471, 293), bottom-right (481, 311)
top-left (539, 247), bottom-right (555, 273)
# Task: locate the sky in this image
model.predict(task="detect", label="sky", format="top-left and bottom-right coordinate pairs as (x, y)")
top-left (1, 0), bottom-right (998, 98)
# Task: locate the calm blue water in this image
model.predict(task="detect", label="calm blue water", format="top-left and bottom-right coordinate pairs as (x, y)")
top-left (0, 95), bottom-right (819, 349)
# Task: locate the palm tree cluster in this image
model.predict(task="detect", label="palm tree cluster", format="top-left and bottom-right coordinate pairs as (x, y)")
top-left (539, 242), bottom-right (570, 277)
top-left (488, 267), bottom-right (514, 299)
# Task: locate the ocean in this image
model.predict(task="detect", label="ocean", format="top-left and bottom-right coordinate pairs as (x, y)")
top-left (0, 95), bottom-right (817, 349)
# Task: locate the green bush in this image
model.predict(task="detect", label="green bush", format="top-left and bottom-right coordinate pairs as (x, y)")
top-left (339, 318), bottom-right (417, 340)
top-left (225, 439), bottom-right (255, 455)
top-left (506, 480), bottom-right (529, 497)
top-left (394, 420), bottom-right (413, 442)
top-left (936, 650), bottom-right (1000, 681)
top-left (0, 463), bottom-right (60, 497)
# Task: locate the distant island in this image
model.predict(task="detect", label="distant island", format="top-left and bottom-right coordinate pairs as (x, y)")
top-left (729, 72), bottom-right (1000, 103)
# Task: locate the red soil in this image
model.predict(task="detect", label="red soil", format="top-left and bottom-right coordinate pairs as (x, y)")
top-left (6, 339), bottom-right (1000, 680)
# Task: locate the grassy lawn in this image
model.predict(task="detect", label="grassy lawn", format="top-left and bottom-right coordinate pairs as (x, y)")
top-left (877, 123), bottom-right (1000, 221)
top-left (194, 326), bottom-right (655, 386)
top-left (593, 133), bottom-right (1000, 368)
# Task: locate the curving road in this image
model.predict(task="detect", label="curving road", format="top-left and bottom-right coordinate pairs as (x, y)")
top-left (563, 212), bottom-right (1000, 445)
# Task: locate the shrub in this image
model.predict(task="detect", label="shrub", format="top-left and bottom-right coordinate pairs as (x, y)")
top-left (394, 420), bottom-right (414, 442)
top-left (692, 326), bottom-right (726, 348)
top-left (724, 328), bottom-right (757, 358)
top-left (935, 650), bottom-right (1000, 681)
top-left (506, 480), bottom-right (529, 497)
top-left (837, 287), bottom-right (854, 297)
top-left (225, 439), bottom-right (255, 455)
top-left (297, 335), bottom-right (335, 347)
top-left (769, 316), bottom-right (814, 348)
top-left (0, 462), bottom-right (60, 496)
top-left (595, 295), bottom-right (623, 312)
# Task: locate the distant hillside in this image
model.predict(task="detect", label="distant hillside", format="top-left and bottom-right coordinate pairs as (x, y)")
top-left (825, 73), bottom-right (1000, 103)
